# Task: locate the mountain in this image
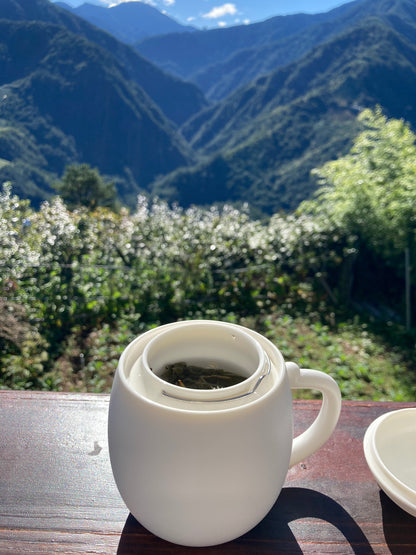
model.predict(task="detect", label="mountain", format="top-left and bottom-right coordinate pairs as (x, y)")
top-left (0, 0), bottom-right (205, 205)
top-left (0, 0), bottom-right (207, 125)
top-left (2, 0), bottom-right (416, 215)
top-left (136, 0), bottom-right (416, 103)
top-left (135, 1), bottom-right (360, 101)
top-left (56, 1), bottom-right (196, 43)
top-left (0, 18), bottom-right (194, 206)
top-left (150, 7), bottom-right (416, 214)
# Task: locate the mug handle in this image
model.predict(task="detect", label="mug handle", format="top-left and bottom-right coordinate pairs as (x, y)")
top-left (286, 362), bottom-right (341, 467)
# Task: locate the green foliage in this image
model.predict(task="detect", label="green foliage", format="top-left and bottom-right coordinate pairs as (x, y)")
top-left (2, 2), bottom-right (416, 397)
top-left (302, 107), bottom-right (416, 258)
top-left (0, 16), bottom-right (197, 209)
top-left (54, 164), bottom-right (118, 211)
top-left (154, 13), bottom-right (416, 214)
top-left (264, 313), bottom-right (415, 401)
top-left (300, 107), bottom-right (416, 328)
top-left (1, 181), bottom-right (415, 399)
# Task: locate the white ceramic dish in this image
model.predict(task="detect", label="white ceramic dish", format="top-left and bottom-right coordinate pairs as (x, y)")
top-left (363, 408), bottom-right (416, 517)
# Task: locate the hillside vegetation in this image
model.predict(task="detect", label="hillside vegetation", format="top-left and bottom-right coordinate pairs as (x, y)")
top-left (154, 14), bottom-right (416, 213)
top-left (1, 185), bottom-right (414, 399)
top-left (135, 1), bottom-right (356, 100)
top-left (0, 19), bottom-right (194, 207)
top-left (0, 0), bottom-right (204, 206)
top-left (1, 0), bottom-right (416, 214)
top-left (1, 109), bottom-right (415, 400)
top-left (0, 4), bottom-right (415, 399)
top-left (136, 0), bottom-right (416, 102)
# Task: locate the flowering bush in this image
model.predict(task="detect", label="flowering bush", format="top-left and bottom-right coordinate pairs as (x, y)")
top-left (1, 183), bottom-right (413, 399)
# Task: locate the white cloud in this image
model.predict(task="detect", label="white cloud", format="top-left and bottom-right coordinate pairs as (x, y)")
top-left (163, 0), bottom-right (175, 5)
top-left (203, 3), bottom-right (237, 19)
top-left (218, 21), bottom-right (227, 27)
top-left (187, 16), bottom-right (196, 22)
top-left (108, 0), bottom-right (156, 7)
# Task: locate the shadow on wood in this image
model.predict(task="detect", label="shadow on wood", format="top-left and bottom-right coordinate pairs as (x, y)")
top-left (381, 490), bottom-right (416, 555)
top-left (117, 487), bottom-right (375, 553)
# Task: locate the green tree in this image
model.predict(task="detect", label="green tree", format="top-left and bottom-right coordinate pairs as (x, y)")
top-left (300, 107), bottom-right (416, 328)
top-left (55, 164), bottom-right (118, 211)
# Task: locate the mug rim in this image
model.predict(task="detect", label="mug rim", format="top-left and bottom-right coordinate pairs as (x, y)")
top-left (142, 321), bottom-right (267, 401)
top-left (116, 320), bottom-right (287, 413)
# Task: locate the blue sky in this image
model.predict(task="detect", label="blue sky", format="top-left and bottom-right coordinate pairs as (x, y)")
top-left (57, 1), bottom-right (352, 29)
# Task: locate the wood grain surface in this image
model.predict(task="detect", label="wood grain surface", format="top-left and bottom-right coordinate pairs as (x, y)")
top-left (1, 391), bottom-right (415, 554)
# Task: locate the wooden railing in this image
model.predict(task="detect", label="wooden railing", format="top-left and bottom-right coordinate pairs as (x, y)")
top-left (1, 391), bottom-right (415, 553)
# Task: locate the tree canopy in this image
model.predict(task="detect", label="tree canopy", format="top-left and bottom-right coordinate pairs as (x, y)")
top-left (300, 107), bottom-right (416, 328)
top-left (301, 107), bottom-right (416, 260)
top-left (54, 164), bottom-right (118, 211)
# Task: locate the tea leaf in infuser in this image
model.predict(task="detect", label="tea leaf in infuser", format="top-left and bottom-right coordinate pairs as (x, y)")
top-left (159, 362), bottom-right (246, 390)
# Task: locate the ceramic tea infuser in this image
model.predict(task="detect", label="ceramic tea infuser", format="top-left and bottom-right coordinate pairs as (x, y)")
top-left (108, 320), bottom-right (341, 547)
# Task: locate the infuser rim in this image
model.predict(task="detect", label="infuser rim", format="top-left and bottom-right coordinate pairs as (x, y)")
top-left (116, 320), bottom-right (287, 413)
top-left (142, 320), bottom-right (266, 400)
top-left (160, 354), bottom-right (272, 403)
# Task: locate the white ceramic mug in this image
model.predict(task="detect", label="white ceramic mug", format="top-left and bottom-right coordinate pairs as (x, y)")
top-left (108, 320), bottom-right (341, 547)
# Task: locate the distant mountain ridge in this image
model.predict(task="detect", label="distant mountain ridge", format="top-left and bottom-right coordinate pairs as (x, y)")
top-left (136, 0), bottom-right (416, 102)
top-left (135, 1), bottom-right (361, 101)
top-left (150, 0), bottom-right (416, 213)
top-left (0, 18), bottom-right (194, 205)
top-left (1, 0), bottom-right (416, 214)
top-left (0, 0), bottom-right (206, 125)
top-left (0, 0), bottom-right (203, 205)
top-left (56, 1), bottom-right (196, 43)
